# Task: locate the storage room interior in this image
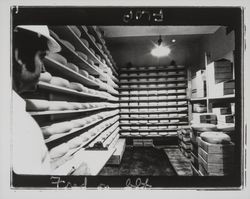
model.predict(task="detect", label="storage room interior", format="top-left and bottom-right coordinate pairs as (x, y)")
top-left (13, 24), bottom-right (237, 177)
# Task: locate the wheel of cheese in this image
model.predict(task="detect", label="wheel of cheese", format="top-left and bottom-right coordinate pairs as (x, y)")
top-left (80, 38), bottom-right (89, 48)
top-left (96, 31), bottom-right (102, 39)
top-left (76, 51), bottom-right (88, 61)
top-left (48, 101), bottom-right (70, 111)
top-left (41, 121), bottom-right (73, 137)
top-left (80, 133), bottom-right (90, 142)
top-left (87, 59), bottom-right (94, 66)
top-left (47, 53), bottom-right (67, 65)
top-left (217, 123), bottom-right (235, 132)
top-left (69, 102), bottom-right (82, 110)
top-left (89, 48), bottom-right (95, 54)
top-left (66, 63), bottom-right (79, 72)
top-left (39, 72), bottom-right (52, 83)
top-left (71, 118), bottom-right (87, 128)
top-left (88, 75), bottom-right (96, 81)
top-left (81, 103), bottom-right (91, 109)
top-left (49, 143), bottom-right (70, 159)
top-left (95, 54), bottom-right (101, 60)
top-left (60, 39), bottom-right (75, 51)
top-left (49, 30), bottom-right (60, 40)
top-left (67, 136), bottom-right (82, 149)
top-left (69, 26), bottom-right (81, 37)
top-left (25, 99), bottom-right (49, 111)
top-left (50, 76), bottom-right (70, 88)
top-left (81, 25), bottom-right (88, 32)
top-left (200, 131), bottom-right (231, 144)
top-left (191, 123), bottom-right (217, 132)
top-left (89, 35), bottom-right (96, 42)
top-left (69, 82), bottom-right (85, 92)
top-left (79, 69), bottom-right (89, 78)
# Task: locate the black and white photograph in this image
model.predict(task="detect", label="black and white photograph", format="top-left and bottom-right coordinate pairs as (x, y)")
top-left (0, 1), bottom-right (249, 197)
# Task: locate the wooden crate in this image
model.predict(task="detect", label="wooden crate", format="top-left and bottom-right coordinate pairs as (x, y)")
top-left (197, 137), bottom-right (234, 154)
top-left (198, 147), bottom-right (234, 164)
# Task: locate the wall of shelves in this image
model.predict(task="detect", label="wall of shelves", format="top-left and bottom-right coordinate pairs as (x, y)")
top-left (22, 25), bottom-right (119, 175)
top-left (119, 65), bottom-right (188, 139)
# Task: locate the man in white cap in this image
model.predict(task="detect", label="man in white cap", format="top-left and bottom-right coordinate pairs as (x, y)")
top-left (12, 25), bottom-right (60, 174)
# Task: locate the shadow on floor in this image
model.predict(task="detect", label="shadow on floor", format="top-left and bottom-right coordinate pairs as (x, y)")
top-left (99, 146), bottom-right (176, 176)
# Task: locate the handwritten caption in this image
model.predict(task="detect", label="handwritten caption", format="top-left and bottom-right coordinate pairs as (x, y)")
top-left (123, 9), bottom-right (164, 23)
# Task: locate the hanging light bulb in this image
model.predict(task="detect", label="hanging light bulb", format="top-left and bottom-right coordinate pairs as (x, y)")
top-left (151, 35), bottom-right (171, 57)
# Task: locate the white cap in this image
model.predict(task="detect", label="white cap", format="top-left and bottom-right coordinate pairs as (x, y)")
top-left (15, 25), bottom-right (61, 53)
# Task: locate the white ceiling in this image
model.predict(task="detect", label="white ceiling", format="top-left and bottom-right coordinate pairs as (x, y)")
top-left (99, 26), bottom-right (221, 38)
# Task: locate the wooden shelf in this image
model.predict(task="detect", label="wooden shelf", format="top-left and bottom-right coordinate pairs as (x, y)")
top-left (119, 129), bottom-right (179, 132)
top-left (119, 116), bottom-right (188, 120)
top-left (189, 97), bottom-right (207, 102)
top-left (45, 113), bottom-right (119, 144)
top-left (78, 26), bottom-right (118, 78)
top-left (119, 79), bottom-right (187, 85)
top-left (189, 95), bottom-right (235, 102)
top-left (119, 122), bottom-right (188, 126)
top-left (119, 92), bottom-right (187, 97)
top-left (119, 85), bottom-right (187, 91)
top-left (44, 57), bottom-right (99, 88)
top-left (119, 98), bottom-right (187, 103)
top-left (119, 74), bottom-right (186, 79)
top-left (29, 106), bottom-right (116, 116)
top-left (119, 110), bottom-right (188, 114)
top-left (119, 104), bottom-right (188, 108)
top-left (86, 26), bottom-right (118, 75)
top-left (120, 67), bottom-right (186, 73)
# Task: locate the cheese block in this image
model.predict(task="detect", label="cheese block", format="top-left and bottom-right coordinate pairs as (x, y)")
top-left (76, 51), bottom-right (88, 61)
top-left (48, 101), bottom-right (70, 111)
top-left (60, 39), bottom-right (75, 51)
top-left (80, 38), bottom-right (89, 48)
top-left (49, 143), bottom-right (70, 159)
top-left (47, 53), bottom-right (67, 65)
top-left (71, 118), bottom-right (87, 128)
top-left (49, 30), bottom-right (60, 40)
top-left (39, 72), bottom-right (52, 83)
top-left (50, 76), bottom-right (70, 88)
top-left (67, 136), bottom-right (83, 149)
top-left (79, 69), bottom-right (89, 78)
top-left (42, 121), bottom-right (73, 136)
top-left (66, 63), bottom-right (79, 72)
top-left (200, 132), bottom-right (231, 144)
top-left (26, 99), bottom-right (49, 111)
top-left (69, 26), bottom-right (81, 37)
top-left (69, 82), bottom-right (85, 92)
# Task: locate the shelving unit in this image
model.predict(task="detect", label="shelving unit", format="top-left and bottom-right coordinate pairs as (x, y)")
top-left (24, 25), bottom-right (120, 175)
top-left (119, 65), bottom-right (188, 139)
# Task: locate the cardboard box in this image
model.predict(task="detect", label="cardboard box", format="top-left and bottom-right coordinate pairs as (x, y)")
top-left (212, 107), bottom-right (231, 115)
top-left (217, 114), bottom-right (234, 123)
top-left (197, 137), bottom-right (234, 154)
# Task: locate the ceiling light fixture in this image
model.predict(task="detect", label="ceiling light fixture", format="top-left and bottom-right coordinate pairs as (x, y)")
top-left (151, 35), bottom-right (171, 57)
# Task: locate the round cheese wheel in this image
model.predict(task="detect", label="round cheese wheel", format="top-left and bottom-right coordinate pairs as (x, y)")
top-left (49, 30), bottom-right (60, 40)
top-left (89, 35), bottom-right (96, 42)
top-left (88, 75), bottom-right (95, 81)
top-left (95, 54), bottom-right (101, 60)
top-left (89, 48), bottom-right (95, 54)
top-left (50, 76), bottom-right (70, 88)
top-left (87, 59), bottom-right (94, 66)
top-left (69, 26), bottom-right (81, 37)
top-left (200, 131), bottom-right (231, 144)
top-left (47, 53), bottom-right (67, 65)
top-left (96, 31), bottom-right (102, 38)
top-left (96, 43), bottom-right (102, 50)
top-left (77, 51), bottom-right (88, 61)
top-left (79, 69), bottom-right (89, 78)
top-left (81, 26), bottom-right (88, 32)
top-left (66, 63), bottom-right (79, 72)
top-left (67, 136), bottom-right (82, 149)
top-left (25, 99), bottom-right (49, 111)
top-left (48, 101), bottom-right (70, 111)
top-left (81, 103), bottom-right (91, 109)
top-left (80, 38), bottom-right (89, 48)
top-left (39, 72), bottom-right (52, 83)
top-left (71, 118), bottom-right (87, 128)
top-left (69, 82), bottom-right (85, 92)
top-left (69, 102), bottom-right (82, 110)
top-left (60, 39), bottom-right (75, 51)
top-left (49, 143), bottom-right (70, 159)
top-left (80, 133), bottom-right (90, 142)
top-left (217, 123), bottom-right (235, 132)
top-left (42, 121), bottom-right (73, 137)
top-left (88, 88), bottom-right (96, 95)
top-left (191, 123), bottom-right (217, 132)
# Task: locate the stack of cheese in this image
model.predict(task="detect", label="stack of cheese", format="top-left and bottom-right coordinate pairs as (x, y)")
top-left (177, 127), bottom-right (192, 158)
top-left (197, 131), bottom-right (234, 176)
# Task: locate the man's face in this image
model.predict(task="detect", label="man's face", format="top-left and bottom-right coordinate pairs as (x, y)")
top-left (14, 29), bottom-right (48, 93)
